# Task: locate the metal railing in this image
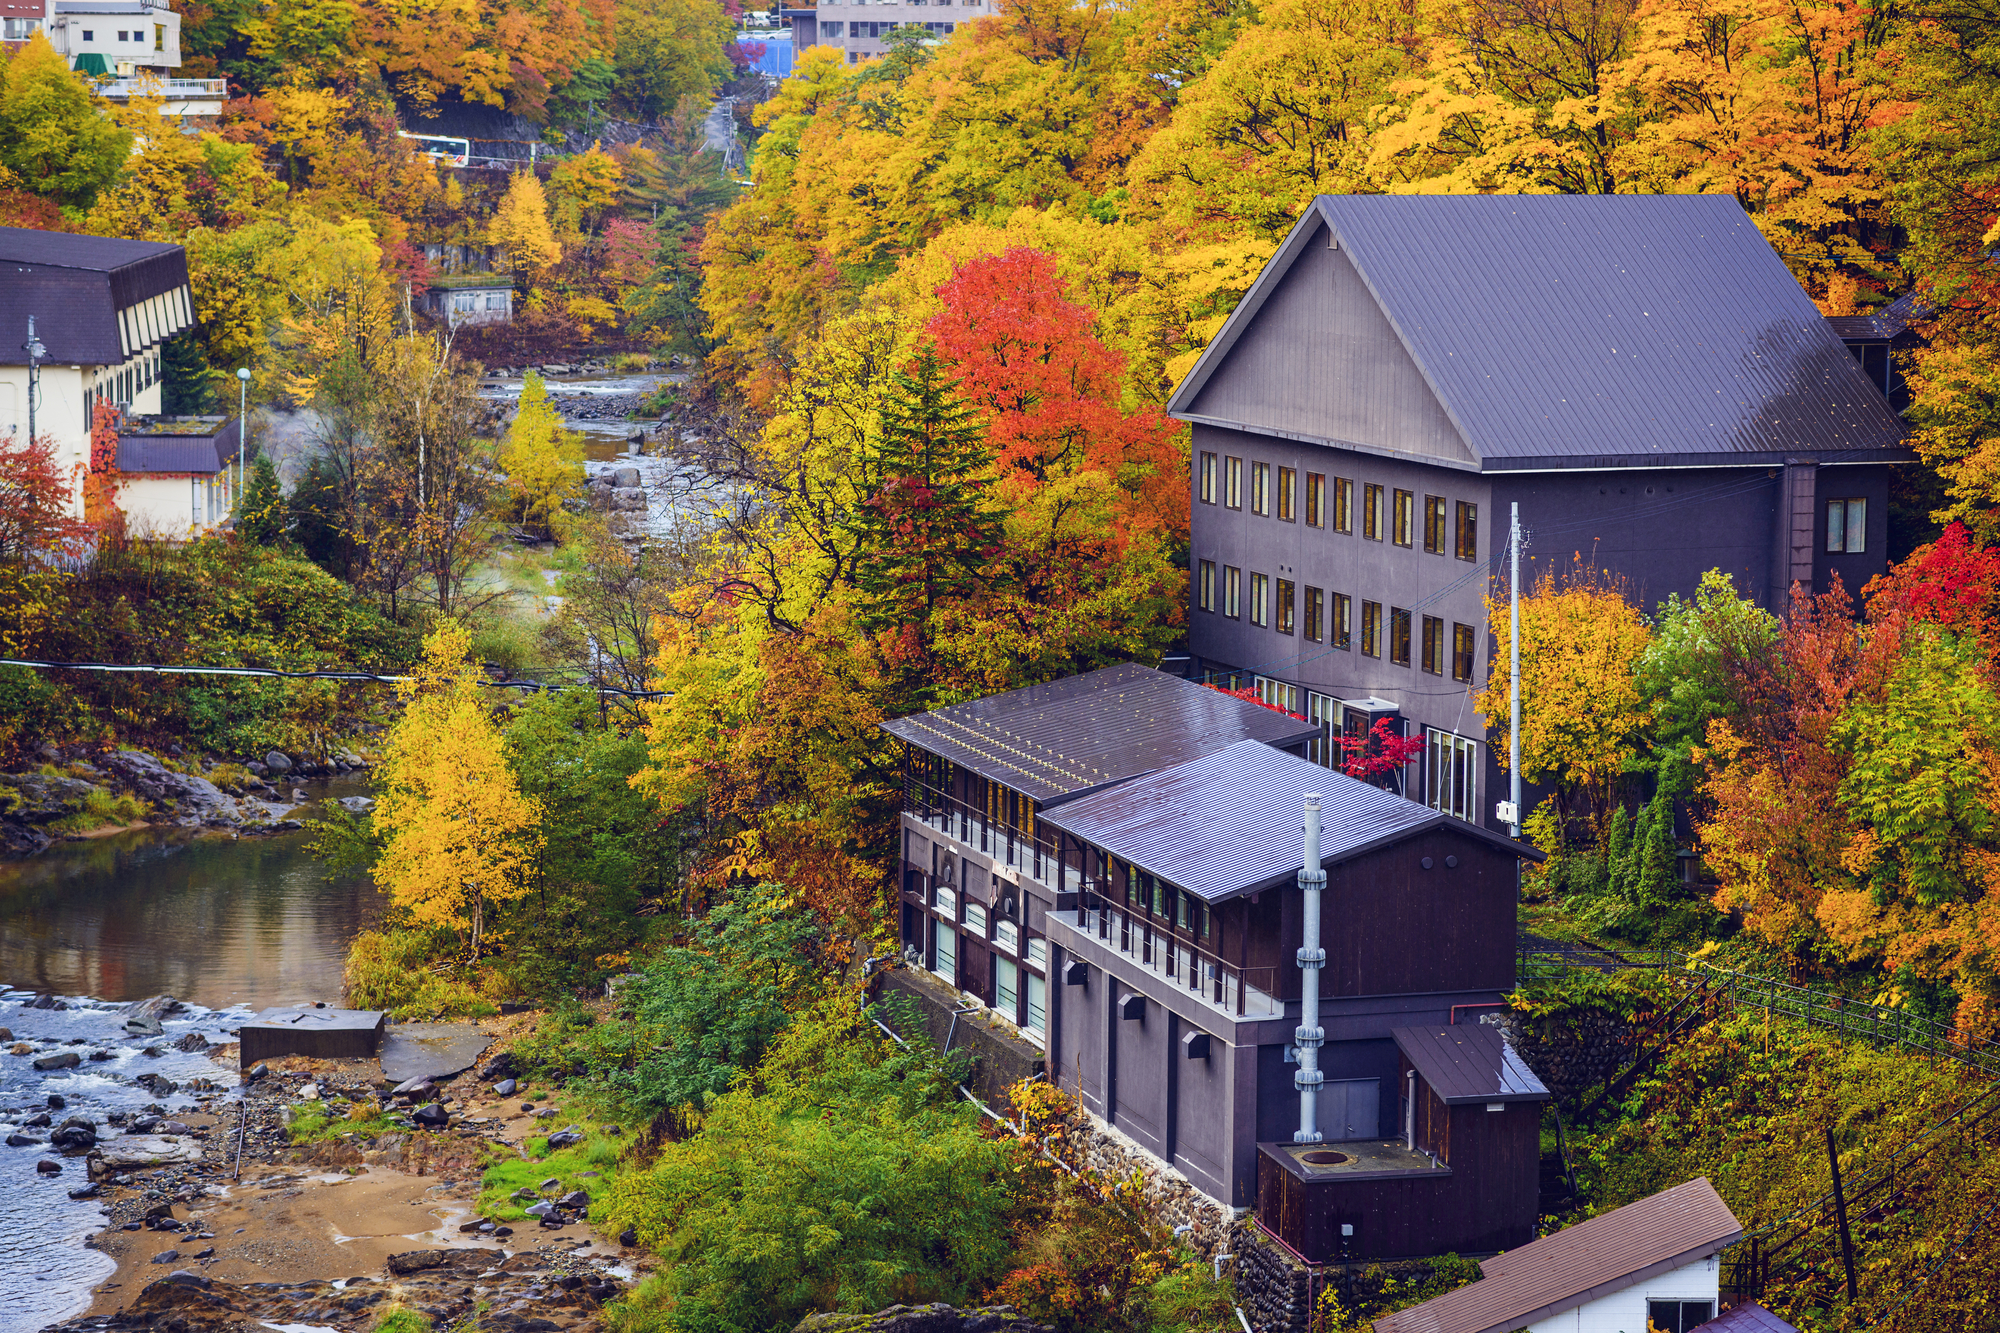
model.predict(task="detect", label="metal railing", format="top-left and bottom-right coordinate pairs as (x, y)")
top-left (97, 77), bottom-right (228, 96)
top-left (904, 777), bottom-right (1055, 885)
top-left (1070, 901), bottom-right (1282, 1019)
top-left (1516, 945), bottom-right (2000, 1079)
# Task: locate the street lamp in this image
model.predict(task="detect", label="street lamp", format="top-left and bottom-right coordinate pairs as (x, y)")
top-left (236, 366), bottom-right (251, 506)
top-left (24, 317), bottom-right (46, 448)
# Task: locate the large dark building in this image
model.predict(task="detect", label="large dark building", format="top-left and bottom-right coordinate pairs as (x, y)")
top-left (1165, 195), bottom-right (1911, 833)
top-left (888, 666), bottom-right (1548, 1258)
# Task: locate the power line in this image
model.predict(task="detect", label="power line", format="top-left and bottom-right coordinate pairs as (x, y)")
top-left (0, 658), bottom-right (669, 700)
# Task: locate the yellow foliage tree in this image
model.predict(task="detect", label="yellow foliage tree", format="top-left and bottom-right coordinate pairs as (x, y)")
top-left (372, 620), bottom-right (544, 956)
top-left (490, 169), bottom-right (563, 282)
top-left (1475, 563), bottom-right (1653, 830)
top-left (499, 371), bottom-right (585, 538)
top-left (548, 141), bottom-right (624, 233)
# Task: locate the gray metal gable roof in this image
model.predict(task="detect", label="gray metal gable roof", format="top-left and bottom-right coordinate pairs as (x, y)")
top-left (882, 664), bottom-right (1324, 805)
top-left (1393, 1025), bottom-right (1550, 1104)
top-left (1171, 195), bottom-right (1908, 470)
top-left (1038, 739), bottom-right (1539, 903)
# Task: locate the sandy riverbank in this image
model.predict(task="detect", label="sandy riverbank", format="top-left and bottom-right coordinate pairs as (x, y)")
top-left (55, 1045), bottom-right (640, 1332)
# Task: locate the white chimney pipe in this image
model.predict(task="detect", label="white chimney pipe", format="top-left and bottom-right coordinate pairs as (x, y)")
top-left (1294, 794), bottom-right (1326, 1144)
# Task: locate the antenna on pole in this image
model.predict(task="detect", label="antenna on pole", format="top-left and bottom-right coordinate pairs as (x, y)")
top-left (1507, 502), bottom-right (1523, 839)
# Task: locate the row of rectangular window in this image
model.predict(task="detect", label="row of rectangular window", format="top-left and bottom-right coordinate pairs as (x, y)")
top-left (828, 19), bottom-right (957, 35)
top-left (1198, 454), bottom-right (1478, 559)
top-left (1198, 561), bottom-right (1477, 680)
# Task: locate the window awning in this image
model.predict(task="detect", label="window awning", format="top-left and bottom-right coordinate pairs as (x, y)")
top-left (73, 52), bottom-right (110, 75)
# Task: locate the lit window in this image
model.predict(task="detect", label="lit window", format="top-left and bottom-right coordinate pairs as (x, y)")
top-left (1362, 483), bottom-right (1382, 540)
top-left (1198, 559), bottom-right (1216, 612)
top-left (1334, 477), bottom-right (1353, 533)
top-left (1224, 565), bottom-right (1241, 618)
top-left (1455, 501), bottom-right (1478, 561)
top-left (1249, 572), bottom-right (1269, 626)
top-left (1250, 462), bottom-right (1270, 516)
top-left (1360, 600), bottom-right (1381, 657)
top-left (1453, 623), bottom-right (1476, 682)
top-left (1277, 466), bottom-right (1296, 522)
top-left (1826, 497), bottom-right (1867, 553)
top-left (1225, 456), bottom-right (1242, 509)
top-left (1424, 496), bottom-right (1447, 554)
top-left (1304, 585), bottom-right (1323, 642)
top-left (1199, 451), bottom-right (1217, 504)
top-left (1393, 489), bottom-right (1414, 547)
top-left (1305, 472), bottom-right (1325, 527)
top-left (1390, 607), bottom-right (1411, 666)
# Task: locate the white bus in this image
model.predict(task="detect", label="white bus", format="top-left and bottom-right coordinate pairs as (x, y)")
top-left (397, 132), bottom-right (471, 167)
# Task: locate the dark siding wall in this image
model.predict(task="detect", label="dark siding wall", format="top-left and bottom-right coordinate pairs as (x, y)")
top-left (1186, 224), bottom-right (1475, 466)
top-left (1059, 958), bottom-right (1111, 1120)
top-left (1319, 834), bottom-right (1517, 997)
top-left (1172, 1016), bottom-right (1233, 1188)
top-left (1188, 424), bottom-right (1493, 709)
top-left (1814, 464), bottom-right (1894, 598)
top-left (1112, 982), bottom-right (1170, 1157)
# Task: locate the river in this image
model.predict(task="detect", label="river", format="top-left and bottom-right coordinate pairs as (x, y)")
top-left (0, 805), bottom-right (383, 1328)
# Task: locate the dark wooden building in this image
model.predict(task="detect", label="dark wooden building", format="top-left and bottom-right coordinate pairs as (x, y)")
top-left (1164, 195), bottom-right (1913, 835)
top-left (886, 664), bottom-right (1549, 1257)
top-left (886, 663), bottom-right (1321, 1049)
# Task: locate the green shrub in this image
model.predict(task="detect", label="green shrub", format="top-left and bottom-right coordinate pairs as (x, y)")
top-left (285, 1098), bottom-right (407, 1144)
top-left (477, 1120), bottom-right (625, 1222)
top-left (49, 787), bottom-right (149, 835)
top-left (372, 1308), bottom-right (433, 1333)
top-left (344, 929), bottom-right (498, 1020)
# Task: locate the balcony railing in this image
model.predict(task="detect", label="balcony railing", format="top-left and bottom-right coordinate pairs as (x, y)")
top-left (1061, 899), bottom-right (1283, 1019)
top-left (903, 777), bottom-right (1055, 885)
top-left (97, 77), bottom-right (229, 98)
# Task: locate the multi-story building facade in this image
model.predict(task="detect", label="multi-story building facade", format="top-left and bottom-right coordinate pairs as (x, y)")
top-left (1166, 195), bottom-right (1912, 835)
top-left (43, 0), bottom-right (228, 118)
top-left (884, 666), bottom-right (1553, 1258)
top-left (791, 0), bottom-right (991, 63)
top-left (2, 225), bottom-right (244, 540)
top-left (2, 0), bottom-right (46, 45)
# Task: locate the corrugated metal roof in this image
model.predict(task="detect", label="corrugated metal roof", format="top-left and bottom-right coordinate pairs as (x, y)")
top-left (1, 225), bottom-right (191, 364)
top-left (1375, 1178), bottom-right (1742, 1333)
top-left (1826, 288), bottom-right (1934, 341)
top-left (1392, 1025), bottom-right (1550, 1104)
top-left (1172, 196), bottom-right (1909, 471)
top-left (880, 663), bottom-right (1323, 805)
top-left (1036, 739), bottom-right (1538, 902)
top-left (117, 417), bottom-right (241, 474)
top-left (1692, 1303), bottom-right (1800, 1333)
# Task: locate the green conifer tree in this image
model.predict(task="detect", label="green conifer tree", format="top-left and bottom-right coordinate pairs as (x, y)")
top-left (1634, 791), bottom-right (1679, 907)
top-left (1604, 804), bottom-right (1633, 900)
top-left (236, 453), bottom-right (286, 545)
top-left (851, 344), bottom-right (1001, 638)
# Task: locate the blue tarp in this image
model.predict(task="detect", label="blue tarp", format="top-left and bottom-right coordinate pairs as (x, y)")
top-left (736, 33), bottom-right (794, 79)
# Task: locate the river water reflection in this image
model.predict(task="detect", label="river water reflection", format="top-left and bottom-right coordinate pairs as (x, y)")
top-left (0, 816), bottom-right (383, 1010)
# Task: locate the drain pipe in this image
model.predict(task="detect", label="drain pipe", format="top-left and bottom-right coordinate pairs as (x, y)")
top-left (1294, 794), bottom-right (1326, 1144)
top-left (1404, 1070), bottom-right (1416, 1151)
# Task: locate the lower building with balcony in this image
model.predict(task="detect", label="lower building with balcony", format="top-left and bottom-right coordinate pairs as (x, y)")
top-left (883, 664), bottom-right (1551, 1262)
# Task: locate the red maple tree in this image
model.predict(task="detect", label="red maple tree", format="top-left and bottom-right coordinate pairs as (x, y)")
top-left (0, 431), bottom-right (91, 561)
top-left (928, 247), bottom-right (1187, 541)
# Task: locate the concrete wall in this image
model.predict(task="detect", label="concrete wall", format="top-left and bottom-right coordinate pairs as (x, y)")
top-left (1525, 1255), bottom-right (1720, 1333)
top-left (876, 966), bottom-right (1046, 1116)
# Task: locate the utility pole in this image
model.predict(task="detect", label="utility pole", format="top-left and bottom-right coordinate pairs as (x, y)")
top-left (24, 316), bottom-right (46, 450)
top-left (236, 366), bottom-right (251, 506)
top-left (1506, 502), bottom-right (1523, 839)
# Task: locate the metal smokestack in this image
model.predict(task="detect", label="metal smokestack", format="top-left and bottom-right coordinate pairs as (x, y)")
top-left (1295, 794), bottom-right (1326, 1144)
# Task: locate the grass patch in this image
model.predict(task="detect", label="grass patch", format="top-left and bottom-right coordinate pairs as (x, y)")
top-left (50, 788), bottom-right (149, 835)
top-left (285, 1098), bottom-right (408, 1144)
top-left (610, 352), bottom-right (650, 372)
top-left (477, 1115), bottom-right (625, 1223)
top-left (372, 1308), bottom-right (432, 1333)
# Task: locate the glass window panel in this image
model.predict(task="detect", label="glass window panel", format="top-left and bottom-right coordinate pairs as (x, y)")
top-left (1277, 466), bottom-right (1296, 521)
top-left (996, 919), bottom-right (1020, 952)
top-left (1225, 457), bottom-right (1242, 508)
top-left (1422, 615), bottom-right (1444, 675)
top-left (1251, 462), bottom-right (1270, 515)
top-left (1424, 496), bottom-right (1447, 553)
top-left (933, 918), bottom-right (956, 979)
top-left (1456, 502), bottom-right (1478, 560)
top-left (1276, 578), bottom-right (1295, 634)
top-left (1225, 566), bottom-right (1241, 617)
top-left (1390, 607), bottom-right (1411, 665)
top-left (1026, 936), bottom-right (1048, 969)
top-left (1334, 478), bottom-right (1353, 533)
top-left (1393, 490), bottom-right (1414, 547)
top-left (1199, 452), bottom-right (1217, 504)
top-left (1304, 586), bottom-right (1323, 642)
top-left (1826, 497), bottom-right (1846, 552)
top-left (1332, 593), bottom-right (1351, 650)
top-left (1846, 497), bottom-right (1866, 553)
top-left (1306, 473), bottom-right (1325, 527)
top-left (1453, 623), bottom-right (1476, 682)
top-left (1025, 972), bottom-right (1047, 1033)
top-left (1250, 572), bottom-right (1268, 626)
top-left (997, 957), bottom-right (1019, 1013)
top-left (1361, 600), bottom-right (1381, 657)
top-left (965, 902), bottom-right (988, 935)
top-left (1362, 484), bottom-right (1382, 540)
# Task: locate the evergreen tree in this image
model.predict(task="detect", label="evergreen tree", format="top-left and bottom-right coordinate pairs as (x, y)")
top-left (851, 344), bottom-right (1001, 638)
top-left (1604, 804), bottom-right (1633, 900)
top-left (288, 454), bottom-right (353, 577)
top-left (236, 453), bottom-right (286, 545)
top-left (1633, 791), bottom-right (1679, 908)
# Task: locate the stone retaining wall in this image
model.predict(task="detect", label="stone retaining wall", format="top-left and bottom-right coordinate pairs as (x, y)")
top-left (1497, 1007), bottom-right (1638, 1107)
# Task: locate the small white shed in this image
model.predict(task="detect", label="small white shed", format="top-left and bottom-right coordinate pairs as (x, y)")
top-left (1374, 1178), bottom-right (1783, 1333)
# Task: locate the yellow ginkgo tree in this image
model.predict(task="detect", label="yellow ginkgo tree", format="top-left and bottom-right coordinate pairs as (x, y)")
top-left (372, 620), bottom-right (543, 957)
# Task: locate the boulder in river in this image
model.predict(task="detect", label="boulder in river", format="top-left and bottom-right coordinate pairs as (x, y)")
top-left (32, 1052), bottom-right (80, 1070)
top-left (88, 1136), bottom-right (204, 1172)
top-left (263, 751), bottom-right (293, 775)
top-left (411, 1102), bottom-right (450, 1129)
top-left (6, 1132), bottom-right (44, 1147)
top-left (36, 1159), bottom-right (60, 1174)
top-left (172, 1031), bottom-right (209, 1052)
top-left (611, 466), bottom-right (641, 488)
top-left (51, 1124), bottom-right (96, 1151)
